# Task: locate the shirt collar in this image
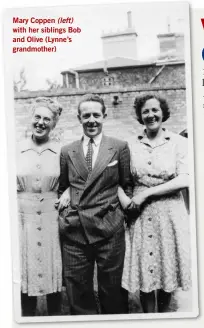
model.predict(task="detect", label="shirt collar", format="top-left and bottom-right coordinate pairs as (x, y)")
top-left (19, 136), bottom-right (58, 154)
top-left (138, 128), bottom-right (170, 147)
top-left (83, 133), bottom-right (103, 147)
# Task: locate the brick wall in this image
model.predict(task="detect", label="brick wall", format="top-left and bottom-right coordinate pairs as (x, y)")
top-left (14, 84), bottom-right (187, 145)
top-left (77, 64), bottom-right (185, 89)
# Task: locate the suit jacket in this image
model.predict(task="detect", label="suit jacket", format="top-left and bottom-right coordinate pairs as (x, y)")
top-left (58, 135), bottom-right (133, 244)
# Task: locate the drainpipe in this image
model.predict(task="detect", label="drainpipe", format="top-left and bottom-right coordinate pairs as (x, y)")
top-left (103, 60), bottom-right (108, 75)
top-left (68, 69), bottom-right (79, 89)
top-left (148, 65), bottom-right (165, 84)
top-left (66, 73), bottom-right (69, 88)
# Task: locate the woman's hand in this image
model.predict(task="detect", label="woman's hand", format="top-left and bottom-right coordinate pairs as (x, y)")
top-left (55, 188), bottom-right (70, 211)
top-left (131, 189), bottom-right (150, 210)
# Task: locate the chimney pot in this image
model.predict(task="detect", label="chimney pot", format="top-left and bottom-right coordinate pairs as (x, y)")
top-left (127, 11), bottom-right (132, 28)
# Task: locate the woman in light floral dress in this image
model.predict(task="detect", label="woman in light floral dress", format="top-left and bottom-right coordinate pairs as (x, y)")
top-left (118, 94), bottom-right (191, 313)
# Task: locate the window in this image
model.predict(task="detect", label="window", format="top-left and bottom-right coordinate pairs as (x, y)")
top-left (102, 76), bottom-right (114, 86)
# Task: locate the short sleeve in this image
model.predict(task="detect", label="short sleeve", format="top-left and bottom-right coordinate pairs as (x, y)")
top-left (16, 142), bottom-right (23, 192)
top-left (129, 143), bottom-right (137, 177)
top-left (176, 135), bottom-right (188, 175)
top-left (17, 179), bottom-right (21, 192)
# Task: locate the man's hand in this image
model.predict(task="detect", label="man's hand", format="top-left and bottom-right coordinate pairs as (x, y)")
top-left (55, 188), bottom-right (70, 211)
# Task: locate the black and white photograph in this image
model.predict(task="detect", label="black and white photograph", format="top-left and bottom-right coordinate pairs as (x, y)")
top-left (2, 1), bottom-right (198, 323)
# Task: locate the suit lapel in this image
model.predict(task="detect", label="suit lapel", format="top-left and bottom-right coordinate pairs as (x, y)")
top-left (68, 140), bottom-right (89, 181)
top-left (84, 135), bottom-right (116, 189)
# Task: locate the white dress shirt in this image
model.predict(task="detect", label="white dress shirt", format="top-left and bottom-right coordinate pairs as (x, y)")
top-left (83, 133), bottom-right (103, 168)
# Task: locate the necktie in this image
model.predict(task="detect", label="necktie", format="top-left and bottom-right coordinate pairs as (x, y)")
top-left (86, 138), bottom-right (94, 172)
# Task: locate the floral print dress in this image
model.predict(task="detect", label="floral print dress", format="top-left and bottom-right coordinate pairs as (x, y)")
top-left (122, 129), bottom-right (191, 293)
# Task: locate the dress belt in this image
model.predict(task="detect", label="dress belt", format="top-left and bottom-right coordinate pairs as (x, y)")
top-left (17, 191), bottom-right (57, 200)
top-left (17, 192), bottom-right (58, 214)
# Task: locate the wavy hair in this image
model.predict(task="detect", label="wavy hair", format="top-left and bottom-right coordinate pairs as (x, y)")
top-left (31, 97), bottom-right (63, 126)
top-left (134, 94), bottom-right (170, 125)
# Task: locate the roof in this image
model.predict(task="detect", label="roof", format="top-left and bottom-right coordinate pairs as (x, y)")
top-left (61, 57), bottom-right (155, 74)
top-left (61, 56), bottom-right (185, 75)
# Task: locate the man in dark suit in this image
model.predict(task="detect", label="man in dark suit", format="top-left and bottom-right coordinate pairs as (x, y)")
top-left (58, 94), bottom-right (132, 315)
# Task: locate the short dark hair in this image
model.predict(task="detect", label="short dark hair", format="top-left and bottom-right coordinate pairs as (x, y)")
top-left (78, 94), bottom-right (106, 115)
top-left (134, 94), bottom-right (170, 125)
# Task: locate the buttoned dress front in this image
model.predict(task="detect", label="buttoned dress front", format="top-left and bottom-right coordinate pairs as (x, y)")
top-left (122, 129), bottom-right (191, 293)
top-left (17, 138), bottom-right (62, 296)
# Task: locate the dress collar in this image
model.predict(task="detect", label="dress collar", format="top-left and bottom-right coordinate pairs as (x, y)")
top-left (19, 136), bottom-right (58, 154)
top-left (138, 128), bottom-right (170, 148)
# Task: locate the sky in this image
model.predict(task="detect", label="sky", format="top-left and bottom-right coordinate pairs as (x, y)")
top-left (3, 2), bottom-right (189, 90)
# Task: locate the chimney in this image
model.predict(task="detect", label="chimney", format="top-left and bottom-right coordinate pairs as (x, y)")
top-left (157, 16), bottom-right (185, 60)
top-left (127, 11), bottom-right (132, 28)
top-left (157, 32), bottom-right (184, 60)
top-left (101, 10), bottom-right (137, 60)
top-left (167, 16), bottom-right (171, 33)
